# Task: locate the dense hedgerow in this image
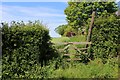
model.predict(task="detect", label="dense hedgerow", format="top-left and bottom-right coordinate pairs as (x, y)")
top-left (2, 21), bottom-right (58, 78)
top-left (91, 15), bottom-right (120, 60)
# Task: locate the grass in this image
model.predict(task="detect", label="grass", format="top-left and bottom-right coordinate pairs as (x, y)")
top-left (51, 37), bottom-right (70, 43)
top-left (49, 35), bottom-right (118, 78)
top-left (51, 35), bottom-right (86, 48)
top-left (51, 35), bottom-right (90, 63)
top-left (51, 35), bottom-right (86, 43)
top-left (27, 57), bottom-right (118, 78)
top-left (69, 35), bottom-right (86, 42)
top-left (51, 35), bottom-right (87, 53)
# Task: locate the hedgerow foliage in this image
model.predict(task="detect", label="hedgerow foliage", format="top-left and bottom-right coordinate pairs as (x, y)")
top-left (2, 21), bottom-right (58, 78)
top-left (91, 15), bottom-right (120, 59)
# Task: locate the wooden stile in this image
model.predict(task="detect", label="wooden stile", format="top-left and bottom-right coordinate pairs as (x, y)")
top-left (86, 11), bottom-right (95, 48)
top-left (66, 58), bottom-right (81, 61)
top-left (54, 42), bottom-right (92, 45)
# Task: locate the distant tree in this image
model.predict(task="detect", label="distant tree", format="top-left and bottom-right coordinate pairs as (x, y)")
top-left (55, 24), bottom-right (68, 36)
top-left (63, 26), bottom-right (77, 36)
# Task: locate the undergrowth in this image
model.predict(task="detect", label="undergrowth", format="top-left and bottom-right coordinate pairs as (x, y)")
top-left (24, 57), bottom-right (118, 79)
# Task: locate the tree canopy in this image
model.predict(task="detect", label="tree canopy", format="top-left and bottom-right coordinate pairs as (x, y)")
top-left (55, 2), bottom-right (118, 36)
top-left (64, 2), bottom-right (118, 28)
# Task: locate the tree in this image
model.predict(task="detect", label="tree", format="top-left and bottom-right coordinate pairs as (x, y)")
top-left (55, 24), bottom-right (68, 36)
top-left (64, 2), bottom-right (118, 29)
top-left (55, 24), bottom-right (77, 36)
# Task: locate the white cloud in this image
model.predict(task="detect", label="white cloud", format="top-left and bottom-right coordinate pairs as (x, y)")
top-left (2, 5), bottom-right (66, 22)
top-left (0, 4), bottom-right (2, 21)
top-left (2, 5), bottom-right (65, 18)
top-left (2, 0), bottom-right (117, 2)
top-left (1, 4), bottom-right (67, 37)
top-left (116, 0), bottom-right (120, 2)
top-left (2, 0), bottom-right (69, 2)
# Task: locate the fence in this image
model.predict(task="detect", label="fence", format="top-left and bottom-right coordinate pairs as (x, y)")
top-left (53, 41), bottom-right (92, 61)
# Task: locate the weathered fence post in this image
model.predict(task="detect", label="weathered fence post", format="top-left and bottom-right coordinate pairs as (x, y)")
top-left (85, 11), bottom-right (95, 48)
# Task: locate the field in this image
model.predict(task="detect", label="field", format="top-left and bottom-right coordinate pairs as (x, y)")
top-left (51, 35), bottom-right (86, 43)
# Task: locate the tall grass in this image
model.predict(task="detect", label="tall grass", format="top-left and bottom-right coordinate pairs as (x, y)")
top-left (26, 57), bottom-right (118, 78)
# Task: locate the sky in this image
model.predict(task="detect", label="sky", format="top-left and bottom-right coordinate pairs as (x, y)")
top-left (0, 0), bottom-right (120, 37)
top-left (116, 0), bottom-right (120, 2)
top-left (1, 2), bottom-right (68, 37)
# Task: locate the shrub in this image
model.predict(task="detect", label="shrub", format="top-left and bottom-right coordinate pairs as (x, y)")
top-left (2, 21), bottom-right (58, 78)
top-left (91, 15), bottom-right (120, 59)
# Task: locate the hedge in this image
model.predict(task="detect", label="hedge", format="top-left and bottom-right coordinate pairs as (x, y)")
top-left (2, 21), bottom-right (58, 78)
top-left (91, 15), bottom-right (120, 60)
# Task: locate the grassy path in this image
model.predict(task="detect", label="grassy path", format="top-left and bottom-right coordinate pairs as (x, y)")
top-left (51, 35), bottom-right (86, 43)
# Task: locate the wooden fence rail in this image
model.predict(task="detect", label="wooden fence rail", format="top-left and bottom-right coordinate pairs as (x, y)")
top-left (58, 48), bottom-right (88, 52)
top-left (53, 42), bottom-right (92, 45)
top-left (52, 41), bottom-right (92, 61)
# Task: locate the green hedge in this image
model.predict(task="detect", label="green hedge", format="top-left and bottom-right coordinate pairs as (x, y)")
top-left (91, 15), bottom-right (120, 59)
top-left (2, 21), bottom-right (58, 78)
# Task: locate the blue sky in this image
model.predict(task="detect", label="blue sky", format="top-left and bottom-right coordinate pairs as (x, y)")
top-left (1, 1), bottom-right (120, 37)
top-left (1, 2), bottom-right (68, 37)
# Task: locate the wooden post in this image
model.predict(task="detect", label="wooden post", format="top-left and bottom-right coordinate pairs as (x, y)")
top-left (85, 11), bottom-right (95, 48)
